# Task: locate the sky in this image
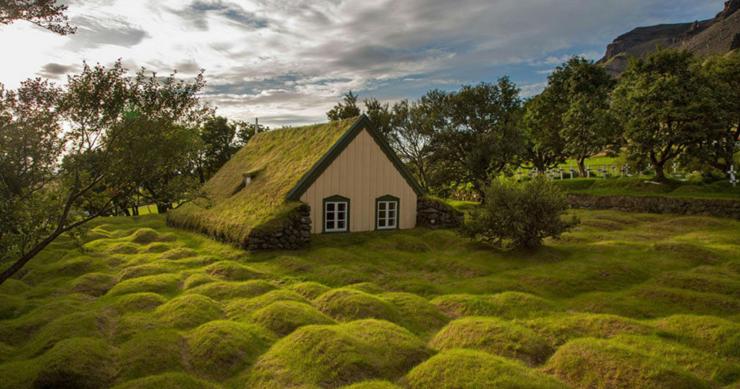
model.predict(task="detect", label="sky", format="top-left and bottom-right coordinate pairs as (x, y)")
top-left (0, 0), bottom-right (723, 127)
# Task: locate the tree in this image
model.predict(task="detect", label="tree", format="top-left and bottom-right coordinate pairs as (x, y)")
top-left (462, 176), bottom-right (577, 249)
top-left (387, 98), bottom-right (436, 190)
top-left (327, 91), bottom-right (361, 121)
top-left (548, 57), bottom-right (617, 176)
top-left (688, 51), bottom-right (740, 175)
top-left (0, 61), bottom-right (208, 284)
top-left (234, 119), bottom-right (265, 146)
top-left (0, 0), bottom-right (76, 34)
top-left (521, 95), bottom-right (567, 172)
top-left (430, 78), bottom-right (523, 197)
top-left (363, 98), bottom-right (393, 137)
top-left (611, 49), bottom-right (716, 181)
top-left (195, 116), bottom-right (238, 183)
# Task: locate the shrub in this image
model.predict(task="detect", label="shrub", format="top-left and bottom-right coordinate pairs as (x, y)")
top-left (462, 176), bottom-right (577, 248)
top-left (429, 317), bottom-right (554, 365)
top-left (187, 320), bottom-right (274, 380)
top-left (405, 349), bottom-right (566, 389)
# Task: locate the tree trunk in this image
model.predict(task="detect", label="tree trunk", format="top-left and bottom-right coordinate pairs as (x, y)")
top-left (654, 162), bottom-right (667, 182)
top-left (156, 202), bottom-right (170, 214)
top-left (0, 230), bottom-right (62, 285)
top-left (577, 158), bottom-right (587, 177)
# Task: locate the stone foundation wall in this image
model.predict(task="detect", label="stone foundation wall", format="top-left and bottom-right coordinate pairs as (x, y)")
top-left (567, 194), bottom-right (740, 219)
top-left (417, 198), bottom-right (464, 228)
top-left (246, 204), bottom-right (312, 250)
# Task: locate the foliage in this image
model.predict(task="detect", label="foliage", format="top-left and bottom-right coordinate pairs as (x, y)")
top-left (0, 0), bottom-right (76, 34)
top-left (431, 78), bottom-right (523, 196)
top-left (462, 176), bottom-right (577, 248)
top-left (327, 91), bottom-right (361, 121)
top-left (611, 49), bottom-right (717, 181)
top-left (522, 94), bottom-right (567, 171)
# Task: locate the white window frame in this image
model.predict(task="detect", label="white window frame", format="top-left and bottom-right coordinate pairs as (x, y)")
top-left (376, 199), bottom-right (398, 230)
top-left (324, 200), bottom-right (348, 232)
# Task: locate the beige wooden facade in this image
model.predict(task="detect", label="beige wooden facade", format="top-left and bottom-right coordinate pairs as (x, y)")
top-left (300, 128), bottom-right (417, 234)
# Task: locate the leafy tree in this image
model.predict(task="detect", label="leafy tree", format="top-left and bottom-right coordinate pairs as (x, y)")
top-left (430, 78), bottom-right (523, 197)
top-left (548, 57), bottom-right (618, 176)
top-left (521, 95), bottom-right (567, 172)
top-left (364, 98), bottom-right (393, 137)
top-left (0, 0), bottom-right (76, 34)
top-left (689, 51), bottom-right (740, 175)
top-left (195, 116), bottom-right (238, 183)
top-left (387, 99), bottom-right (436, 190)
top-left (462, 176), bottom-right (577, 249)
top-left (326, 91), bottom-right (361, 121)
top-left (611, 50), bottom-right (716, 181)
top-left (0, 61), bottom-right (208, 284)
top-left (234, 119), bottom-right (266, 146)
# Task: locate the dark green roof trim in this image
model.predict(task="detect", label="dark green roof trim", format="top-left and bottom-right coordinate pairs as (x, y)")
top-left (285, 115), bottom-right (425, 201)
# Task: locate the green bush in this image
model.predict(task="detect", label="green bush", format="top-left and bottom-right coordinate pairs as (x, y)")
top-left (463, 176), bottom-right (577, 248)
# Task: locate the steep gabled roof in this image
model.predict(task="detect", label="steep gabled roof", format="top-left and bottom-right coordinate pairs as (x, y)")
top-left (167, 115), bottom-right (424, 246)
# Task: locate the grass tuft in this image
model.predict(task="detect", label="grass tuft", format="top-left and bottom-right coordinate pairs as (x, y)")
top-left (187, 320), bottom-right (275, 380)
top-left (429, 317), bottom-right (553, 365)
top-left (544, 338), bottom-right (711, 389)
top-left (154, 294), bottom-right (224, 329)
top-left (249, 319), bottom-right (430, 388)
top-left (250, 300), bottom-right (335, 336)
top-left (405, 349), bottom-right (567, 389)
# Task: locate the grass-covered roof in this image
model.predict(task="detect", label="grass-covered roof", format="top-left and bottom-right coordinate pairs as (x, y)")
top-left (167, 117), bottom-right (359, 246)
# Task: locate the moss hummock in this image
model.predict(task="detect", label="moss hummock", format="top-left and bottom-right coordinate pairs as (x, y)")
top-left (314, 288), bottom-right (402, 323)
top-left (111, 372), bottom-right (220, 389)
top-left (249, 319), bottom-right (430, 388)
top-left (251, 301), bottom-right (335, 336)
top-left (118, 330), bottom-right (187, 380)
top-left (405, 349), bottom-right (566, 389)
top-left (431, 291), bottom-right (558, 319)
top-left (544, 338), bottom-right (711, 389)
top-left (154, 294), bottom-right (224, 329)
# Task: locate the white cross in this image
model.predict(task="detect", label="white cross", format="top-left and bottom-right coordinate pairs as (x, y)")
top-left (729, 165), bottom-right (737, 187)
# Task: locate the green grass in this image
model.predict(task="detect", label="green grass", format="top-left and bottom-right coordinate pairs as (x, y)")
top-left (0, 210), bottom-right (738, 388)
top-left (555, 177), bottom-right (740, 200)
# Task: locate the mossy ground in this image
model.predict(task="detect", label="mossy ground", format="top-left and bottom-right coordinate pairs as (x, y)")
top-left (0, 210), bottom-right (738, 388)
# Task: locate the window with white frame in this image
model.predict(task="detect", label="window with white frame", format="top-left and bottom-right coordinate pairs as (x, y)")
top-left (376, 197), bottom-right (398, 230)
top-left (324, 197), bottom-right (349, 232)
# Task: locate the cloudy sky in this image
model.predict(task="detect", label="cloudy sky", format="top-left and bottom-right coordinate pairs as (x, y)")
top-left (0, 0), bottom-right (722, 126)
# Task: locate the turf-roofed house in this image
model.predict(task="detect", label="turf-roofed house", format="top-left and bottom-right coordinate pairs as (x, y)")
top-left (168, 115), bottom-right (460, 250)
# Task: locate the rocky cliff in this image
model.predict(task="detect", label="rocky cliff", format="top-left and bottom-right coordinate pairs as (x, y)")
top-left (599, 0), bottom-right (740, 75)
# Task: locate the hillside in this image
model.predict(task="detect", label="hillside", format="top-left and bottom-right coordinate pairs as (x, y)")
top-left (599, 0), bottom-right (740, 75)
top-left (0, 210), bottom-right (739, 388)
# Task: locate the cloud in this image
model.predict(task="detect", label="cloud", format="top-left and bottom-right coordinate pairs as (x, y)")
top-left (0, 0), bottom-right (722, 126)
top-left (37, 63), bottom-right (79, 79)
top-left (175, 0), bottom-right (268, 31)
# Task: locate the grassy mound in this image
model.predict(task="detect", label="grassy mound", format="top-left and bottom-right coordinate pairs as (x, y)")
top-left (0, 294), bottom-right (28, 320)
top-left (429, 317), bottom-right (553, 365)
top-left (0, 298), bottom-right (88, 347)
top-left (652, 314), bottom-right (740, 358)
top-left (343, 380), bottom-right (403, 389)
top-left (118, 330), bottom-right (187, 380)
top-left (186, 280), bottom-right (276, 300)
top-left (249, 319), bottom-right (430, 388)
top-left (70, 272), bottom-right (118, 296)
top-left (347, 282), bottom-right (386, 294)
top-left (129, 228), bottom-right (171, 244)
top-left (379, 292), bottom-right (449, 335)
top-left (187, 320), bottom-right (274, 380)
top-left (405, 349), bottom-right (566, 389)
top-left (289, 281), bottom-right (331, 299)
top-left (160, 248), bottom-right (197, 260)
top-left (314, 288), bottom-right (401, 323)
top-left (107, 273), bottom-right (181, 296)
top-left (20, 311), bottom-right (103, 358)
top-left (250, 301), bottom-right (335, 336)
top-left (118, 263), bottom-right (177, 281)
top-left (522, 313), bottom-right (655, 347)
top-left (544, 338), bottom-right (711, 389)
top-left (225, 289), bottom-right (308, 321)
top-left (431, 292), bottom-right (558, 319)
top-left (205, 260), bottom-right (265, 281)
top-left (154, 294), bottom-right (224, 329)
top-left (33, 337), bottom-right (118, 389)
top-left (112, 372), bottom-right (220, 389)
top-left (182, 273), bottom-right (217, 289)
top-left (613, 334), bottom-right (740, 385)
top-left (110, 292), bottom-right (167, 313)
